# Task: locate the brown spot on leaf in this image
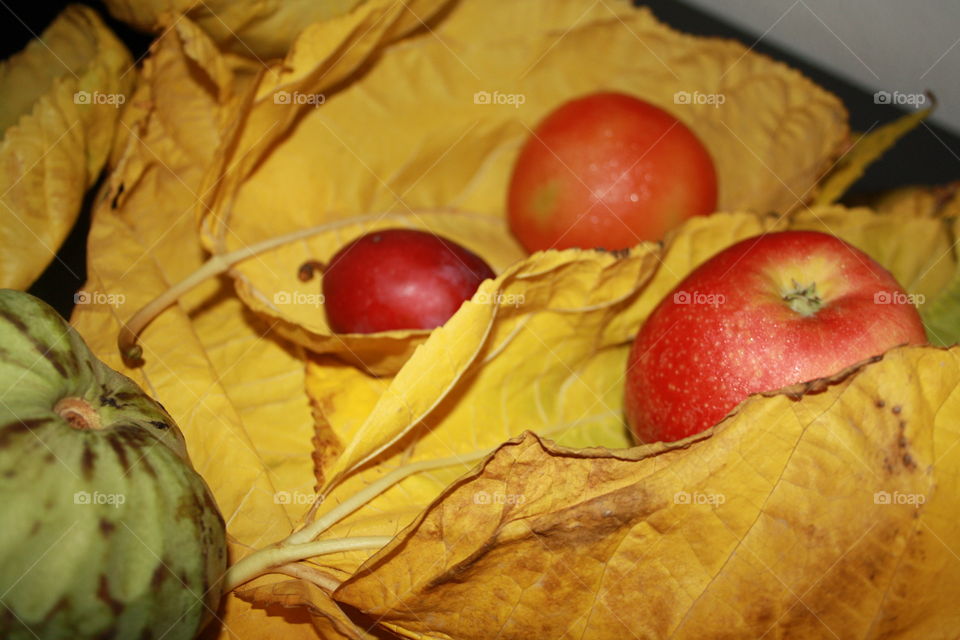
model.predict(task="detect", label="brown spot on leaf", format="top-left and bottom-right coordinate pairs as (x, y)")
top-left (875, 399), bottom-right (885, 408)
top-left (892, 405), bottom-right (902, 415)
top-left (310, 393), bottom-right (343, 489)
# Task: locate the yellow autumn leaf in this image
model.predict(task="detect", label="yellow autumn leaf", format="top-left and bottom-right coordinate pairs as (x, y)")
top-left (69, 17), bottom-right (358, 640)
top-left (244, 206), bottom-right (950, 627)
top-left (102, 0), bottom-right (452, 61)
top-left (336, 344), bottom-right (960, 639)
top-left (850, 180), bottom-right (960, 219)
top-left (842, 183), bottom-right (960, 347)
top-left (0, 5), bottom-right (132, 290)
top-left (815, 102), bottom-right (934, 206)
top-left (199, 0), bottom-right (848, 374)
top-left (49, 2), bottom-right (955, 638)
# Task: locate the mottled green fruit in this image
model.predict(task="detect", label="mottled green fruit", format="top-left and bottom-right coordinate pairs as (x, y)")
top-left (0, 290), bottom-right (227, 640)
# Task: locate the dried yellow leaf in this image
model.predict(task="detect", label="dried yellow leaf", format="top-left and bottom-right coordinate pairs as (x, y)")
top-left (0, 5), bottom-right (132, 289)
top-left (201, 0), bottom-right (848, 374)
top-left (102, 0), bottom-right (451, 61)
top-left (337, 346), bottom-right (960, 639)
top-left (70, 17), bottom-right (352, 640)
top-left (815, 103), bottom-right (933, 206)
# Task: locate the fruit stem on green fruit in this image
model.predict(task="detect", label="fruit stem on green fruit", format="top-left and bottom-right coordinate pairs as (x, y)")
top-left (54, 396), bottom-right (102, 430)
top-left (782, 280), bottom-right (823, 317)
top-left (223, 536), bottom-right (391, 592)
top-left (115, 213), bottom-right (418, 367)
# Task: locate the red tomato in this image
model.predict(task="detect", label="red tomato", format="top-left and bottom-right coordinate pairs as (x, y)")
top-left (507, 92), bottom-right (718, 251)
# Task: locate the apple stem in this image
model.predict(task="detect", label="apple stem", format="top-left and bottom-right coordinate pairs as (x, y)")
top-left (298, 260), bottom-right (326, 282)
top-left (782, 280), bottom-right (823, 317)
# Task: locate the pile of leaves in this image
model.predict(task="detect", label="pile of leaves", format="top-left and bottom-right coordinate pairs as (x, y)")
top-left (5, 0), bottom-right (960, 637)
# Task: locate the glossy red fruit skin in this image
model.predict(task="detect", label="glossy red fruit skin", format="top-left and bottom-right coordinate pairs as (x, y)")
top-left (625, 230), bottom-right (928, 444)
top-left (507, 91), bottom-right (717, 252)
top-left (322, 229), bottom-right (495, 333)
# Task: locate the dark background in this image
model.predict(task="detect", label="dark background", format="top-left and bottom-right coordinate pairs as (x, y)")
top-left (5, 0), bottom-right (960, 318)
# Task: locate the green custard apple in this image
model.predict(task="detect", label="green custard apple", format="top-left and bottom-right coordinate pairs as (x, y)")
top-left (0, 290), bottom-right (227, 639)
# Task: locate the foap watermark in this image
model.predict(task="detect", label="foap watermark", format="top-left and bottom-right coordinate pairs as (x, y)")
top-left (273, 491), bottom-right (319, 505)
top-left (673, 290), bottom-right (725, 306)
top-left (674, 491), bottom-right (726, 505)
top-left (674, 90), bottom-right (725, 108)
top-left (474, 90), bottom-right (526, 109)
top-left (874, 490), bottom-right (925, 505)
top-left (274, 91), bottom-right (326, 107)
top-left (873, 90), bottom-right (927, 107)
top-left (474, 291), bottom-right (525, 307)
top-left (273, 290), bottom-right (325, 307)
top-left (74, 291), bottom-right (125, 308)
top-left (74, 91), bottom-right (125, 108)
top-left (874, 291), bottom-right (924, 306)
top-left (74, 491), bottom-right (125, 508)
top-left (473, 490), bottom-right (526, 505)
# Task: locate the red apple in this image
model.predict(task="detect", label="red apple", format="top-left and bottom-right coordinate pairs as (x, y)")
top-left (625, 230), bottom-right (927, 443)
top-left (507, 92), bottom-right (717, 252)
top-left (321, 228), bottom-right (495, 334)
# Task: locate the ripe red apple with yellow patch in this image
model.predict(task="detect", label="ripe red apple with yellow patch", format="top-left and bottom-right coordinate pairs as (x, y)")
top-left (625, 230), bottom-right (928, 443)
top-left (507, 92), bottom-right (717, 252)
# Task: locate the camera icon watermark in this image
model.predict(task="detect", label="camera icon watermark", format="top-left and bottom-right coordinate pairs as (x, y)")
top-left (273, 491), bottom-right (318, 505)
top-left (473, 291), bottom-right (525, 307)
top-left (74, 290), bottom-right (126, 307)
top-left (74, 491), bottom-right (126, 508)
top-left (673, 90), bottom-right (726, 108)
top-left (273, 90), bottom-right (326, 107)
top-left (873, 90), bottom-right (927, 107)
top-left (73, 91), bottom-right (126, 108)
top-left (674, 490), bottom-right (726, 505)
top-left (473, 90), bottom-right (526, 109)
top-left (874, 490), bottom-right (925, 505)
top-left (673, 290), bottom-right (725, 306)
top-left (273, 290), bottom-right (325, 307)
top-left (473, 490), bottom-right (526, 505)
top-left (873, 291), bottom-right (924, 306)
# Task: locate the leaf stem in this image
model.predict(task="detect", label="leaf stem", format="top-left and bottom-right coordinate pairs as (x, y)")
top-left (288, 448), bottom-right (493, 546)
top-left (224, 536), bottom-right (390, 592)
top-left (272, 563), bottom-right (342, 592)
top-left (117, 213), bottom-right (415, 367)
